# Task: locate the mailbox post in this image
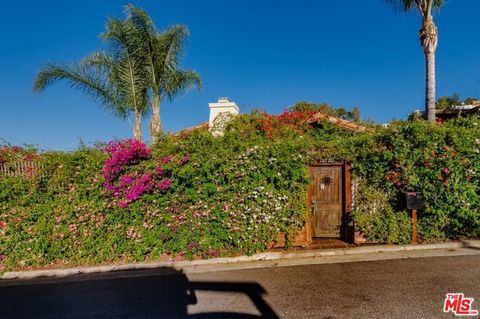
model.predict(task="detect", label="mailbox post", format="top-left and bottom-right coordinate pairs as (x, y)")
top-left (405, 192), bottom-right (425, 243)
top-left (411, 208), bottom-right (418, 243)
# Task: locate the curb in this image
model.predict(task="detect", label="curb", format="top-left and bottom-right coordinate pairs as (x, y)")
top-left (2, 241), bottom-right (477, 280)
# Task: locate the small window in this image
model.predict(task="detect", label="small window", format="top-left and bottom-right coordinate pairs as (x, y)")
top-left (322, 176), bottom-right (333, 186)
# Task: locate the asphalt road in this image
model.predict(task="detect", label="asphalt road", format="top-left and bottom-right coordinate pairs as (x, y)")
top-left (1, 255), bottom-right (479, 319)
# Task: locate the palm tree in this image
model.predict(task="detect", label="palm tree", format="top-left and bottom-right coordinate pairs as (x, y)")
top-left (33, 12), bottom-right (150, 140)
top-left (126, 5), bottom-right (201, 143)
top-left (387, 0), bottom-right (445, 122)
top-left (101, 15), bottom-right (151, 140)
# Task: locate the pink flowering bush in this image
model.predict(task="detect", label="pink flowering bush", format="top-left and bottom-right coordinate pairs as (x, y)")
top-left (103, 139), bottom-right (151, 192)
top-left (102, 139), bottom-right (172, 207)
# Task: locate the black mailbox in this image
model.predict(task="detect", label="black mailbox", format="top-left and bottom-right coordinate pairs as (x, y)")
top-left (405, 192), bottom-right (424, 210)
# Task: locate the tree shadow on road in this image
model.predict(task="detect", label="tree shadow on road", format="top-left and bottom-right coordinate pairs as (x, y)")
top-left (0, 267), bottom-right (279, 319)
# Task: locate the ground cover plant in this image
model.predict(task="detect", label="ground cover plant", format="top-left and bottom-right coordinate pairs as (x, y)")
top-left (0, 111), bottom-right (479, 272)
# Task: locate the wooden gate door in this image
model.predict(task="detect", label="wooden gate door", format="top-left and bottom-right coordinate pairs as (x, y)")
top-left (310, 165), bottom-right (343, 238)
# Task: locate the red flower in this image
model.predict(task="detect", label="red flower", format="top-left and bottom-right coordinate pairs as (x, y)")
top-left (384, 172), bottom-right (400, 183)
top-left (260, 110), bottom-right (316, 138)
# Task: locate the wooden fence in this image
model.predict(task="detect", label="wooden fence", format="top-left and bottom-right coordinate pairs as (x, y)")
top-left (0, 161), bottom-right (43, 178)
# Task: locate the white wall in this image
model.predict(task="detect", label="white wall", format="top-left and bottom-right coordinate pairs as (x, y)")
top-left (208, 97), bottom-right (240, 136)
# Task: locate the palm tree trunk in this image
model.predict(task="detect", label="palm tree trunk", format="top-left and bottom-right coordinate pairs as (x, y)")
top-left (425, 51), bottom-right (436, 122)
top-left (150, 93), bottom-right (162, 144)
top-left (420, 16), bottom-right (438, 123)
top-left (134, 112), bottom-right (142, 141)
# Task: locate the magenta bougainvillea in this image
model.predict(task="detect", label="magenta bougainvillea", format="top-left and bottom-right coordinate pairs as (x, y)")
top-left (102, 139), bottom-right (172, 207)
top-left (103, 139), bottom-right (151, 188)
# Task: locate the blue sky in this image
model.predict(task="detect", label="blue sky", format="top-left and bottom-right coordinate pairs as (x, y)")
top-left (1, 0), bottom-right (479, 150)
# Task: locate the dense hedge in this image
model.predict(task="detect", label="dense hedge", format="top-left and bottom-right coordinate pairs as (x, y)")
top-left (0, 112), bottom-right (479, 272)
top-left (352, 117), bottom-right (480, 242)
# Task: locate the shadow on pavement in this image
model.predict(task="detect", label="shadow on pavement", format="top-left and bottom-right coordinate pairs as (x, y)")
top-left (0, 267), bottom-right (279, 319)
top-left (462, 240), bottom-right (480, 251)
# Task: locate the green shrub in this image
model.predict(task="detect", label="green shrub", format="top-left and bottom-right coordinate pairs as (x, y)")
top-left (0, 113), bottom-right (479, 272)
top-left (351, 117), bottom-right (480, 242)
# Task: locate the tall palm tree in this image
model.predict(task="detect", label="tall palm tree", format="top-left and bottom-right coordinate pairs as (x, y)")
top-left (33, 12), bottom-right (150, 140)
top-left (126, 5), bottom-right (201, 143)
top-left (387, 0), bottom-right (445, 122)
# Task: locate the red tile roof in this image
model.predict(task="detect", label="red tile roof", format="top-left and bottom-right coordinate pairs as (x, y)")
top-left (174, 112), bottom-right (372, 135)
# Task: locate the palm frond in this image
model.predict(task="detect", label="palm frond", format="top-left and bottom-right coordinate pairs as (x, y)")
top-left (125, 4), bottom-right (157, 35)
top-left (102, 16), bottom-right (151, 115)
top-left (158, 25), bottom-right (188, 73)
top-left (386, 0), bottom-right (445, 16)
top-left (111, 55), bottom-right (150, 115)
top-left (386, 0), bottom-right (418, 12)
top-left (125, 4), bottom-right (160, 91)
top-left (32, 61), bottom-right (129, 119)
top-left (120, 5), bottom-right (201, 107)
top-left (163, 69), bottom-right (201, 101)
top-left (430, 0), bottom-right (445, 12)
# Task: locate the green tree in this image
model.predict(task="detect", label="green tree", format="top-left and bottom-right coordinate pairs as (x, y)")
top-left (289, 101), bottom-right (320, 112)
top-left (450, 93), bottom-right (461, 105)
top-left (126, 5), bottom-right (201, 144)
top-left (289, 101), bottom-right (361, 122)
top-left (33, 11), bottom-right (150, 141)
top-left (437, 93), bottom-right (461, 110)
top-left (436, 96), bottom-right (451, 110)
top-left (387, 0), bottom-right (445, 122)
top-left (347, 107), bottom-right (361, 122)
top-left (464, 97), bottom-right (479, 105)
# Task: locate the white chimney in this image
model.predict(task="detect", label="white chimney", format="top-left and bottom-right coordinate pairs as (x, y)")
top-left (208, 97), bottom-right (239, 136)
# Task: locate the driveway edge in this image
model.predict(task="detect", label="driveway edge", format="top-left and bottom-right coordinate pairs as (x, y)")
top-left (2, 240), bottom-right (478, 280)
